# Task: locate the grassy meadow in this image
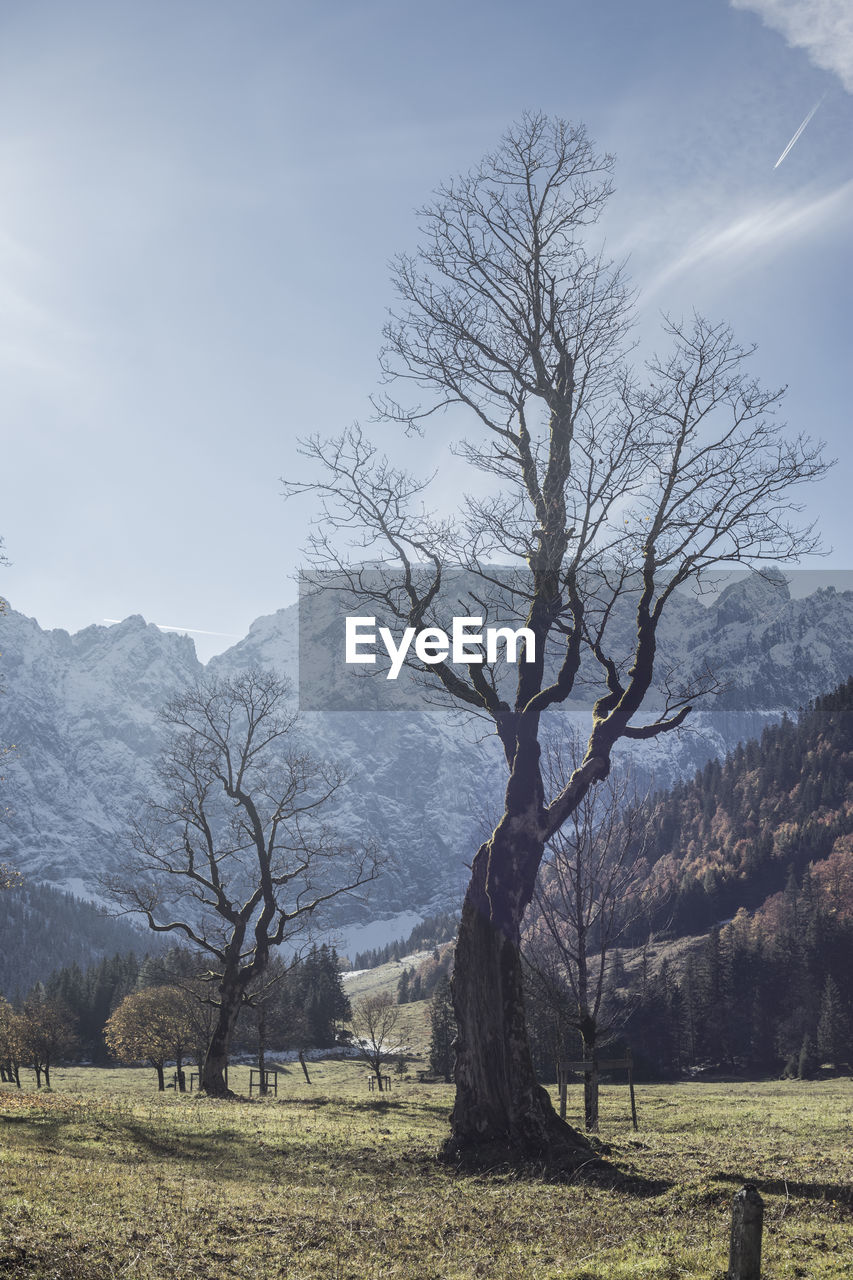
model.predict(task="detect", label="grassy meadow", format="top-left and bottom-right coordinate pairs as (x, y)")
top-left (1, 1062), bottom-right (851, 1279)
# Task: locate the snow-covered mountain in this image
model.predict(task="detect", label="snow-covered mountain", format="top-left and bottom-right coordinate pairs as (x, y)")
top-left (2, 573), bottom-right (853, 928)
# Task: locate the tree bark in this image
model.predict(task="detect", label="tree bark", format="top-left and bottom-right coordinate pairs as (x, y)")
top-left (442, 831), bottom-right (594, 1169)
top-left (202, 981), bottom-right (244, 1096)
top-left (155, 1062), bottom-right (165, 1091)
top-left (580, 1019), bottom-right (599, 1133)
top-left (298, 1050), bottom-right (311, 1084)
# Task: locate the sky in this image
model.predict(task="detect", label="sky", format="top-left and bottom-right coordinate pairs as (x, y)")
top-left (1, 0), bottom-right (851, 661)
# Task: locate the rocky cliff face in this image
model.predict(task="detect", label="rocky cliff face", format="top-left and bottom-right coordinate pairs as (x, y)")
top-left (2, 574), bottom-right (852, 925)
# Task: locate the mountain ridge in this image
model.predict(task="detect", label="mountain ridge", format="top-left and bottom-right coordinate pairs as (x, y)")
top-left (2, 574), bottom-right (853, 928)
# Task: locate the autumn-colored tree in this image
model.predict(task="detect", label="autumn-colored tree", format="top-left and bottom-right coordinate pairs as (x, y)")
top-left (105, 986), bottom-right (197, 1090)
top-left (0, 995), bottom-right (24, 1087)
top-left (19, 991), bottom-right (78, 1088)
top-left (138, 946), bottom-right (220, 1076)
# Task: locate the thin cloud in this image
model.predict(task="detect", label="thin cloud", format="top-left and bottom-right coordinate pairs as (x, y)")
top-left (731, 0), bottom-right (853, 92)
top-left (643, 180), bottom-right (853, 298)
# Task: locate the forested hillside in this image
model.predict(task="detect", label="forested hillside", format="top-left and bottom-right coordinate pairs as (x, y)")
top-left (0, 880), bottom-right (160, 998)
top-left (645, 676), bottom-right (853, 934)
top-left (616, 853), bottom-right (853, 1078)
top-left (525, 677), bottom-right (853, 1081)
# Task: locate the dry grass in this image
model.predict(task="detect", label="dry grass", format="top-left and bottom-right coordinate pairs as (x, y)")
top-left (1, 1065), bottom-right (851, 1278)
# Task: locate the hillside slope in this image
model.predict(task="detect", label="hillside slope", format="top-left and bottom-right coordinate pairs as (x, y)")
top-left (645, 676), bottom-right (853, 935)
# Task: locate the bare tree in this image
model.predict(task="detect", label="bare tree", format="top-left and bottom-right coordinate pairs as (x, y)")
top-left (0, 995), bottom-right (24, 1087)
top-left (105, 668), bottom-right (380, 1096)
top-left (350, 993), bottom-right (405, 1091)
top-left (285, 113), bottom-right (830, 1167)
top-left (241, 954), bottom-right (291, 1095)
top-left (524, 739), bottom-right (650, 1130)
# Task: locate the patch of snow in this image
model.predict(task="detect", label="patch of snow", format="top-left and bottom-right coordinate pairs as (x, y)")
top-left (335, 911), bottom-right (425, 960)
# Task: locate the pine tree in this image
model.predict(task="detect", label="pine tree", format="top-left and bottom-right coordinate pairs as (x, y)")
top-left (428, 976), bottom-right (456, 1082)
top-left (817, 976), bottom-right (850, 1068)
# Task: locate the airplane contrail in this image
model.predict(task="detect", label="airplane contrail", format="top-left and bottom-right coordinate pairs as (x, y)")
top-left (774, 96), bottom-right (825, 169)
top-left (103, 618), bottom-right (241, 638)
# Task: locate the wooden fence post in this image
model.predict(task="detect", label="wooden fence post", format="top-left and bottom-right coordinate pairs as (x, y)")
top-left (728, 1183), bottom-right (763, 1280)
top-left (558, 1063), bottom-right (567, 1121)
top-left (627, 1047), bottom-right (638, 1131)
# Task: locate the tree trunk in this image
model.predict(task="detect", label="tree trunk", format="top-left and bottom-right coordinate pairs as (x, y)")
top-left (578, 1013), bottom-right (596, 1136)
top-left (582, 1032), bottom-right (599, 1133)
top-left (176, 1050), bottom-right (186, 1093)
top-left (442, 833), bottom-right (593, 1169)
top-left (298, 1050), bottom-right (311, 1084)
top-left (375, 1067), bottom-right (384, 1092)
top-left (155, 1062), bottom-right (165, 1091)
top-left (202, 981), bottom-right (244, 1096)
top-left (33, 1063), bottom-right (42, 1089)
top-left (44, 1060), bottom-right (51, 1090)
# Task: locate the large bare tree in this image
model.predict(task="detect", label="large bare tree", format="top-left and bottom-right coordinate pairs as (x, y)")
top-left (285, 113), bottom-right (830, 1167)
top-left (106, 668), bottom-right (379, 1095)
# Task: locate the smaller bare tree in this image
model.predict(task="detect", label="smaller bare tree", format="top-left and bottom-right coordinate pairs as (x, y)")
top-left (105, 668), bottom-right (380, 1096)
top-left (350, 993), bottom-right (405, 1091)
top-left (241, 955), bottom-right (292, 1094)
top-left (523, 738), bottom-right (651, 1130)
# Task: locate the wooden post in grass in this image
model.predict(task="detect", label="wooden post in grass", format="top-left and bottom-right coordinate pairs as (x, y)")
top-left (557, 1063), bottom-right (567, 1121)
top-left (728, 1184), bottom-right (763, 1280)
top-left (627, 1048), bottom-right (638, 1132)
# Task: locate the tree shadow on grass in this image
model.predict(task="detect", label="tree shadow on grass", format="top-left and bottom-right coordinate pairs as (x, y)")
top-left (1, 1104), bottom-right (438, 1186)
top-left (444, 1155), bottom-right (672, 1197)
top-left (714, 1170), bottom-right (853, 1206)
top-left (2, 1098), bottom-right (669, 1196)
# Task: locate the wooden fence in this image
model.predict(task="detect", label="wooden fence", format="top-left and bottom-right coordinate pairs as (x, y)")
top-left (556, 1049), bottom-right (638, 1131)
